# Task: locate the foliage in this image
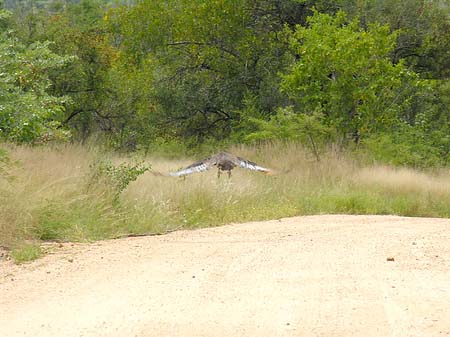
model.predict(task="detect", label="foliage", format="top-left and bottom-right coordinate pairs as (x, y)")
top-left (89, 160), bottom-right (151, 201)
top-left (0, 1), bottom-right (450, 265)
top-left (0, 11), bottom-right (73, 143)
top-left (245, 107), bottom-right (334, 161)
top-left (8, 0), bottom-right (118, 142)
top-left (105, 0), bottom-right (302, 142)
top-left (359, 79), bottom-right (450, 167)
top-left (340, 0), bottom-right (450, 79)
top-left (0, 0), bottom-right (449, 165)
top-left (360, 126), bottom-right (445, 168)
top-left (281, 11), bottom-right (419, 144)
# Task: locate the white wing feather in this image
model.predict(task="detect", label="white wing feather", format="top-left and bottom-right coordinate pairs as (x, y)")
top-left (169, 163), bottom-right (210, 177)
top-left (169, 153), bottom-right (272, 177)
top-left (237, 157), bottom-right (271, 173)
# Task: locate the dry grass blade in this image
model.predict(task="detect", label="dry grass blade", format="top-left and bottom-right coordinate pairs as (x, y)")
top-left (1, 142), bottom-right (450, 262)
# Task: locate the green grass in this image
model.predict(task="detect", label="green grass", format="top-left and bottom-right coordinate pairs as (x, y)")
top-left (1, 142), bottom-right (450, 263)
top-left (11, 243), bottom-right (42, 264)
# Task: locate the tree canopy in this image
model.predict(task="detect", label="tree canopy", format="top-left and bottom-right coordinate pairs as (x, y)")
top-left (0, 0), bottom-right (449, 165)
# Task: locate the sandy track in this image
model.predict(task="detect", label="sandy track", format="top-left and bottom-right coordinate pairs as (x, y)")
top-left (1, 215), bottom-right (450, 337)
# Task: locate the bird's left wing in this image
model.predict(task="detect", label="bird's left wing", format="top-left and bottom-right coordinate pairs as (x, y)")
top-left (235, 156), bottom-right (272, 174)
top-left (169, 157), bottom-right (215, 177)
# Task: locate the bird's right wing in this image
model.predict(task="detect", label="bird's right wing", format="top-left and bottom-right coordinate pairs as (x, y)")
top-left (169, 157), bottom-right (216, 177)
top-left (235, 156), bottom-right (273, 174)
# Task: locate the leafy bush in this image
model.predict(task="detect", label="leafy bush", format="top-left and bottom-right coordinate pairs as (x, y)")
top-left (360, 125), bottom-right (446, 168)
top-left (89, 160), bottom-right (151, 201)
top-left (244, 106), bottom-right (335, 161)
top-left (0, 11), bottom-right (73, 143)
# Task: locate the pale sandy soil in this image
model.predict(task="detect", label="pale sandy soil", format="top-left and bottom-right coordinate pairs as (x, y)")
top-left (1, 215), bottom-right (450, 337)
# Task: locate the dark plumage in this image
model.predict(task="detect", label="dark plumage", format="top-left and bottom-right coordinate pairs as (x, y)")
top-left (169, 152), bottom-right (272, 178)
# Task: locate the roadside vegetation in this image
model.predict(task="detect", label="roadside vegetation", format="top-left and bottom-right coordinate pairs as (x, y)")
top-left (0, 1), bottom-right (449, 262)
top-left (1, 143), bottom-right (449, 262)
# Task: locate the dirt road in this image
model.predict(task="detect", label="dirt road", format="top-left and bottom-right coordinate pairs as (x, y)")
top-left (1, 215), bottom-right (450, 337)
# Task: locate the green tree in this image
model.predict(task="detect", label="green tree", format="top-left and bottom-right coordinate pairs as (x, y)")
top-left (0, 10), bottom-right (72, 143)
top-left (8, 0), bottom-right (116, 139)
top-left (281, 11), bottom-right (419, 144)
top-left (106, 0), bottom-right (309, 143)
top-left (245, 107), bottom-right (334, 161)
top-left (340, 0), bottom-right (450, 79)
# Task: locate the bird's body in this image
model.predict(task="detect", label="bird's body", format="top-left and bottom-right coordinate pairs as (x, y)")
top-left (169, 152), bottom-right (272, 178)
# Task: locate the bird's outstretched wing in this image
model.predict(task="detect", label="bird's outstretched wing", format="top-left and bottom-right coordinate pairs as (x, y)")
top-left (235, 156), bottom-right (272, 174)
top-left (169, 157), bottom-right (216, 177)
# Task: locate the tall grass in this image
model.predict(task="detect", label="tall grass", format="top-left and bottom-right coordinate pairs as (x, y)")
top-left (1, 142), bottom-right (450, 261)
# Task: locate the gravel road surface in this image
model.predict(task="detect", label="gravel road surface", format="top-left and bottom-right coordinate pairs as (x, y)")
top-left (1, 215), bottom-right (450, 337)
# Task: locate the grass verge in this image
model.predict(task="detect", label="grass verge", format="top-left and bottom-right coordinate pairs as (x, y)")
top-left (11, 243), bottom-right (42, 264)
top-left (1, 142), bottom-right (449, 263)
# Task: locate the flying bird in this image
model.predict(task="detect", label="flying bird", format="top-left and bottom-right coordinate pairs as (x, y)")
top-left (169, 152), bottom-right (272, 178)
